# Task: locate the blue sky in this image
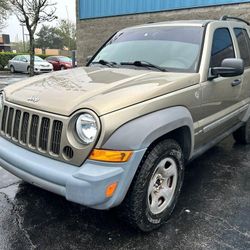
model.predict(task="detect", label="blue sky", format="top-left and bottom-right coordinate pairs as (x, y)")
top-left (3, 0), bottom-right (76, 42)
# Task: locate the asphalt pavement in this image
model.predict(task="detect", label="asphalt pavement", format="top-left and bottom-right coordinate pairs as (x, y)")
top-left (0, 72), bottom-right (28, 88)
top-left (0, 137), bottom-right (249, 250)
top-left (0, 73), bottom-right (249, 250)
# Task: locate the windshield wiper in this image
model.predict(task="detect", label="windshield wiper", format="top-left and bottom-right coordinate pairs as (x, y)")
top-left (120, 61), bottom-right (167, 72)
top-left (92, 59), bottom-right (117, 68)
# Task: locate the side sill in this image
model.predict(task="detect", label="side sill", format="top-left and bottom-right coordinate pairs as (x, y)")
top-left (190, 122), bottom-right (243, 162)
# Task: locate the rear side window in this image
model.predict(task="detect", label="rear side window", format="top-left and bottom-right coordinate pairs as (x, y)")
top-left (234, 28), bottom-right (250, 67)
top-left (210, 28), bottom-right (235, 67)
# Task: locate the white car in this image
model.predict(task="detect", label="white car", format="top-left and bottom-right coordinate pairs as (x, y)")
top-left (8, 55), bottom-right (53, 74)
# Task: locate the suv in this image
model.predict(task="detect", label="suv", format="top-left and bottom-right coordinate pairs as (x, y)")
top-left (0, 16), bottom-right (250, 231)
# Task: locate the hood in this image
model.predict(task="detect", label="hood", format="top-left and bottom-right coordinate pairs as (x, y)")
top-left (4, 67), bottom-right (200, 116)
top-left (35, 61), bottom-right (52, 67)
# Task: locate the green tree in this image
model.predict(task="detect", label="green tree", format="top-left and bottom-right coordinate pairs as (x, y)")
top-left (10, 0), bottom-right (57, 76)
top-left (36, 25), bottom-right (64, 50)
top-left (57, 19), bottom-right (76, 51)
top-left (0, 0), bottom-right (11, 30)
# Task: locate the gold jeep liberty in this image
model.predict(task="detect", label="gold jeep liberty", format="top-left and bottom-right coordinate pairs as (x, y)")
top-left (0, 16), bottom-right (250, 231)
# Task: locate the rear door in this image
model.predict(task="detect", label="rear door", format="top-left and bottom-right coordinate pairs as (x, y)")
top-left (196, 22), bottom-right (244, 147)
top-left (19, 56), bottom-right (28, 72)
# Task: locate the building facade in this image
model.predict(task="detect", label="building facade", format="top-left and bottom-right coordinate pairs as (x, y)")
top-left (0, 34), bottom-right (11, 52)
top-left (76, 0), bottom-right (250, 65)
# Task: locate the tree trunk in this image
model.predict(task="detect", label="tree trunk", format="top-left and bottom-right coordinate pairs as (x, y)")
top-left (29, 33), bottom-right (35, 77)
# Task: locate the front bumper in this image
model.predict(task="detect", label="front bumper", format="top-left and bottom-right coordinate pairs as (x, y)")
top-left (0, 137), bottom-right (146, 209)
top-left (34, 68), bottom-right (53, 73)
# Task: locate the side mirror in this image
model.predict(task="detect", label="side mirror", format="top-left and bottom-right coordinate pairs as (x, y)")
top-left (86, 55), bottom-right (93, 64)
top-left (209, 58), bottom-right (244, 80)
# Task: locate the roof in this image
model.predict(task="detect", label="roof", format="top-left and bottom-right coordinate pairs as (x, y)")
top-left (124, 20), bottom-right (212, 31)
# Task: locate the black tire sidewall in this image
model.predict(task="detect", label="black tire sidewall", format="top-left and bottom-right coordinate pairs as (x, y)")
top-left (132, 140), bottom-right (185, 231)
top-left (10, 66), bottom-right (15, 73)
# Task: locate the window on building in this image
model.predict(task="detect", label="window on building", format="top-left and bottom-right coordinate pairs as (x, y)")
top-left (210, 28), bottom-right (235, 68)
top-left (234, 28), bottom-right (250, 67)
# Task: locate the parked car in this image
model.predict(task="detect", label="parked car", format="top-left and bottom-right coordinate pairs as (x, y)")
top-left (8, 55), bottom-right (53, 74)
top-left (1, 16), bottom-right (250, 232)
top-left (46, 56), bottom-right (73, 70)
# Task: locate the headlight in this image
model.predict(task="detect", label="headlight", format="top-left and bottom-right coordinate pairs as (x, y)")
top-left (76, 113), bottom-right (98, 144)
top-left (0, 94), bottom-right (3, 112)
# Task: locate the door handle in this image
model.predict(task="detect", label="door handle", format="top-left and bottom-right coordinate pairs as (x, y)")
top-left (231, 79), bottom-right (242, 87)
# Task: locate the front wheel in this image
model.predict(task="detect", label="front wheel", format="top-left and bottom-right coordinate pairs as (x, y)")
top-left (10, 65), bottom-right (15, 73)
top-left (233, 118), bottom-right (250, 144)
top-left (120, 139), bottom-right (185, 232)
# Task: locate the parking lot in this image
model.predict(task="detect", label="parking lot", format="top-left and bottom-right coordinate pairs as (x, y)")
top-left (0, 74), bottom-right (249, 250)
top-left (0, 72), bottom-right (28, 88)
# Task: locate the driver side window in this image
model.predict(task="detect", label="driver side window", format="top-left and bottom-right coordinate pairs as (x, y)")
top-left (210, 28), bottom-right (235, 68)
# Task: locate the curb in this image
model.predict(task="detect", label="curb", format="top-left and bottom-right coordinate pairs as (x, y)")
top-left (0, 71), bottom-right (11, 75)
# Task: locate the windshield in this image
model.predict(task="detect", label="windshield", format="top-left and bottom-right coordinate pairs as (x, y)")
top-left (59, 57), bottom-right (72, 62)
top-left (91, 26), bottom-right (204, 73)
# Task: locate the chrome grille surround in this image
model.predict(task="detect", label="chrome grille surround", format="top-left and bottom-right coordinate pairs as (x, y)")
top-left (0, 100), bottom-right (100, 166)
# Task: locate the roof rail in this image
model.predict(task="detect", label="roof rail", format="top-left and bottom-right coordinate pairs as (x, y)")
top-left (220, 15), bottom-right (250, 26)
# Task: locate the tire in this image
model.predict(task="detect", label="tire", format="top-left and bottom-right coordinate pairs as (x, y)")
top-left (60, 65), bottom-right (66, 70)
top-left (120, 139), bottom-right (185, 232)
top-left (10, 65), bottom-right (15, 73)
top-left (27, 66), bottom-right (30, 74)
top-left (233, 118), bottom-right (250, 144)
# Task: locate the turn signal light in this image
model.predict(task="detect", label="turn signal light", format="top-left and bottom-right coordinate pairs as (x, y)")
top-left (106, 182), bottom-right (118, 197)
top-left (89, 149), bottom-right (133, 162)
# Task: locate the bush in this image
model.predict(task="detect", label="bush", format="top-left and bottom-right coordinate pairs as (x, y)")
top-left (0, 52), bottom-right (52, 70)
top-left (0, 52), bottom-right (16, 69)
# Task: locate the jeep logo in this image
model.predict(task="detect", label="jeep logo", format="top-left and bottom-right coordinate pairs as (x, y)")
top-left (27, 96), bottom-right (40, 103)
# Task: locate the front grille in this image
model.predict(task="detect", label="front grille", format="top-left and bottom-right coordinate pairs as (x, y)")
top-left (1, 105), bottom-right (63, 156)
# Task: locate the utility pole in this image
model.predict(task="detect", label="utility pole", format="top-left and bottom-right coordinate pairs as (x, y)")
top-left (65, 5), bottom-right (71, 50)
top-left (20, 23), bottom-right (25, 52)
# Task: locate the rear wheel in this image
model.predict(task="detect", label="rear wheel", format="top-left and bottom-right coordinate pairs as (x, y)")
top-left (233, 118), bottom-right (250, 144)
top-left (60, 65), bottom-right (66, 70)
top-left (10, 65), bottom-right (15, 73)
top-left (120, 139), bottom-right (185, 232)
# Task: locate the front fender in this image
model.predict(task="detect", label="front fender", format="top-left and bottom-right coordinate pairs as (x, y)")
top-left (103, 106), bottom-right (194, 157)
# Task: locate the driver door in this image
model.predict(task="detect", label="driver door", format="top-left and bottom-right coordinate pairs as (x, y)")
top-left (198, 25), bottom-right (243, 146)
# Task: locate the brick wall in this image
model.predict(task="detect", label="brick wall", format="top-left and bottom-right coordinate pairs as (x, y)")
top-left (76, 2), bottom-right (250, 66)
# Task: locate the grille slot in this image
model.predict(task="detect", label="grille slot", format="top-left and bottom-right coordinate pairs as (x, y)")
top-left (51, 120), bottom-right (63, 155)
top-left (1, 106), bottom-right (8, 132)
top-left (6, 108), bottom-right (14, 136)
top-left (63, 146), bottom-right (74, 159)
top-left (13, 110), bottom-right (21, 140)
top-left (29, 115), bottom-right (39, 147)
top-left (39, 118), bottom-right (50, 151)
top-left (20, 112), bottom-right (30, 144)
